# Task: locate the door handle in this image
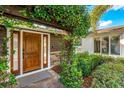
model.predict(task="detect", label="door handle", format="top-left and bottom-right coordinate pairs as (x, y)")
top-left (23, 49), bottom-right (24, 60)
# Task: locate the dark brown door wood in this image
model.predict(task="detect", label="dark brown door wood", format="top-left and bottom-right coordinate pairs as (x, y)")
top-left (43, 35), bottom-right (48, 68)
top-left (23, 32), bottom-right (41, 73)
top-left (11, 31), bottom-right (20, 75)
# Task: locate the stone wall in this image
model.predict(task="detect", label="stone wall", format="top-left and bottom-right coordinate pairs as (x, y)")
top-left (50, 51), bottom-right (61, 66)
top-left (50, 34), bottom-right (62, 52)
top-left (50, 34), bottom-right (62, 66)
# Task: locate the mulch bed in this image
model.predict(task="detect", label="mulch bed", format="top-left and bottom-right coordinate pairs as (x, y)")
top-left (51, 65), bottom-right (62, 74)
top-left (83, 76), bottom-right (92, 88)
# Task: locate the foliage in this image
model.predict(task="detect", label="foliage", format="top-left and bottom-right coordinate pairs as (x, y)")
top-left (77, 53), bottom-right (124, 88)
top-left (23, 6), bottom-right (90, 37)
top-left (0, 37), bottom-right (17, 88)
top-left (60, 55), bottom-right (83, 88)
top-left (25, 6), bottom-right (91, 88)
top-left (0, 16), bottom-right (35, 28)
top-left (77, 52), bottom-right (92, 77)
top-left (0, 6), bottom-right (91, 88)
top-left (91, 62), bottom-right (124, 88)
top-left (90, 5), bottom-right (112, 32)
top-left (22, 6), bottom-right (90, 64)
top-left (0, 6), bottom-right (39, 88)
top-left (77, 52), bottom-right (104, 77)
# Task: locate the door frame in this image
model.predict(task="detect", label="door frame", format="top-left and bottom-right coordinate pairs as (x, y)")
top-left (8, 29), bottom-right (50, 78)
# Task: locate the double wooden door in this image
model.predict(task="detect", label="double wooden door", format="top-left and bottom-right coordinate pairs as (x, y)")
top-left (23, 32), bottom-right (41, 73)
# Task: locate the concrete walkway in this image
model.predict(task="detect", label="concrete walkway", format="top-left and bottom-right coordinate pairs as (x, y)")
top-left (17, 70), bottom-right (63, 88)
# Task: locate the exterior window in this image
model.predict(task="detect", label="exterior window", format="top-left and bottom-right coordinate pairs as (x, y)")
top-left (94, 38), bottom-right (100, 53)
top-left (43, 35), bottom-right (48, 68)
top-left (111, 35), bottom-right (120, 55)
top-left (102, 37), bottom-right (109, 54)
top-left (11, 31), bottom-right (20, 75)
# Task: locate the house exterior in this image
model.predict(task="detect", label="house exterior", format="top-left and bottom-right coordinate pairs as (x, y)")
top-left (0, 25), bottom-right (67, 78)
top-left (79, 25), bottom-right (124, 57)
top-left (0, 6), bottom-right (70, 79)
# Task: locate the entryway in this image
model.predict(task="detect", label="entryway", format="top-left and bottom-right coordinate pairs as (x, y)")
top-left (10, 30), bottom-right (50, 76)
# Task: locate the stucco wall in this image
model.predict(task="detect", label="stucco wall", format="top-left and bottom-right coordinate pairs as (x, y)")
top-left (120, 34), bottom-right (124, 56)
top-left (81, 37), bottom-right (94, 54)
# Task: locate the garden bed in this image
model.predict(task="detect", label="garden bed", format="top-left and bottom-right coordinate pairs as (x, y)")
top-left (52, 53), bottom-right (124, 88)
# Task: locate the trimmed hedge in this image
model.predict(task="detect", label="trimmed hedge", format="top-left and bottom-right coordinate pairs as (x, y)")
top-left (77, 52), bottom-right (124, 77)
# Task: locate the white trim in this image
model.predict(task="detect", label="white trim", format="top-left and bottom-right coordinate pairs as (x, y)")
top-left (48, 34), bottom-right (51, 68)
top-left (100, 37), bottom-right (102, 54)
top-left (120, 35), bottom-right (122, 56)
top-left (7, 29), bottom-right (11, 73)
top-left (109, 35), bottom-right (111, 55)
top-left (41, 34), bottom-right (43, 69)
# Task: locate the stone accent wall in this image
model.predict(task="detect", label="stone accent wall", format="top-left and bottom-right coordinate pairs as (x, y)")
top-left (50, 34), bottom-right (62, 52)
top-left (50, 34), bottom-right (62, 66)
top-left (0, 25), bottom-right (7, 56)
top-left (50, 51), bottom-right (61, 66)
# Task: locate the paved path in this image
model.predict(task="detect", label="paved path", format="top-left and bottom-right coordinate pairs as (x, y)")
top-left (18, 70), bottom-right (63, 88)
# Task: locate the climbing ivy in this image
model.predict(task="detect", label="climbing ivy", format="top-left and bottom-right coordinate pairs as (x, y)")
top-left (22, 6), bottom-right (90, 37)
top-left (0, 36), bottom-right (17, 88)
top-left (0, 6), bottom-right (90, 88)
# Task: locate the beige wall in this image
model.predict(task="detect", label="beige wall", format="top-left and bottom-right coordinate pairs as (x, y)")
top-left (81, 37), bottom-right (94, 54)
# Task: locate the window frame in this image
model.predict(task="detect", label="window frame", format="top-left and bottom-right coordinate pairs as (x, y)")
top-left (94, 34), bottom-right (121, 56)
top-left (110, 35), bottom-right (120, 55)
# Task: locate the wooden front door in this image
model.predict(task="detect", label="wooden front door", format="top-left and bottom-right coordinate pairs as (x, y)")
top-left (23, 32), bottom-right (41, 73)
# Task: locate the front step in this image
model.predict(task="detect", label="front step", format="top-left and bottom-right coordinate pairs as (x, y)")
top-left (23, 70), bottom-right (63, 88)
top-left (17, 70), bottom-right (52, 88)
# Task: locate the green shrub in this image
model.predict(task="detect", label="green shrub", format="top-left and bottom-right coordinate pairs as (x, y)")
top-left (102, 56), bottom-right (115, 63)
top-left (77, 52), bottom-right (92, 77)
top-left (77, 53), bottom-right (104, 77)
top-left (60, 55), bottom-right (83, 88)
top-left (91, 62), bottom-right (124, 88)
top-left (115, 57), bottom-right (124, 64)
top-left (90, 54), bottom-right (104, 70)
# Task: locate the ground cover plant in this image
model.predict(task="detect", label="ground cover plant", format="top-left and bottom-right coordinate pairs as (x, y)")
top-left (91, 56), bottom-right (124, 88)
